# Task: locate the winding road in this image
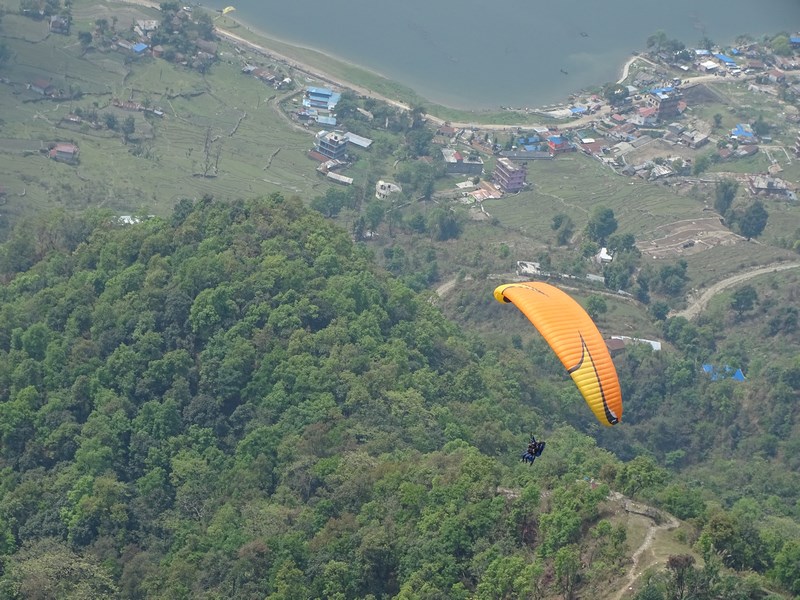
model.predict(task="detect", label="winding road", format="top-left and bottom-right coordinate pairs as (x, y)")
top-left (673, 261), bottom-right (800, 321)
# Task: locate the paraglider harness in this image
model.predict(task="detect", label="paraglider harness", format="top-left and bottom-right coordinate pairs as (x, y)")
top-left (521, 435), bottom-right (546, 465)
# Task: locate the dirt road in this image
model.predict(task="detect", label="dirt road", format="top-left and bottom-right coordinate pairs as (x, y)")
top-left (674, 261), bottom-right (800, 321)
top-left (609, 500), bottom-right (679, 600)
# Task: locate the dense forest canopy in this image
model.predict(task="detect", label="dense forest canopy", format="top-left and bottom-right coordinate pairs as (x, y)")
top-left (0, 196), bottom-right (798, 598)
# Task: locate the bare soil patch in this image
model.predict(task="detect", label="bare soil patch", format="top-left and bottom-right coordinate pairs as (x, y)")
top-left (637, 215), bottom-right (743, 259)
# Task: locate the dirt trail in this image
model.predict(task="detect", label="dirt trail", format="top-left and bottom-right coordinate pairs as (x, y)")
top-left (608, 494), bottom-right (680, 600)
top-left (674, 261), bottom-right (800, 321)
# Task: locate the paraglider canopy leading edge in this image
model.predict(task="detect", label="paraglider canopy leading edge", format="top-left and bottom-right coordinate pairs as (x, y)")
top-left (222, 6), bottom-right (236, 15)
top-left (494, 281), bottom-right (623, 426)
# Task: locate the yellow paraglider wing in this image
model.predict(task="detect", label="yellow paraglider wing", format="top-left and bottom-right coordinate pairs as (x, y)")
top-left (494, 281), bottom-right (622, 426)
top-left (222, 6), bottom-right (236, 15)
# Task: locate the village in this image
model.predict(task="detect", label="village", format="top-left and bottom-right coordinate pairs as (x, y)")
top-left (268, 42), bottom-right (799, 208)
top-left (9, 2), bottom-right (800, 210)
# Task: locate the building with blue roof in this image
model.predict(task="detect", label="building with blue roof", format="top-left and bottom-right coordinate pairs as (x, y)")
top-left (731, 124), bottom-right (755, 140)
top-left (791, 35), bottom-right (800, 47)
top-left (714, 53), bottom-right (736, 66)
top-left (132, 42), bottom-right (149, 55)
top-left (304, 86), bottom-right (341, 111)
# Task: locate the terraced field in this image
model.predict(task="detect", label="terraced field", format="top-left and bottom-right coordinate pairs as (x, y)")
top-left (0, 5), bottom-right (330, 238)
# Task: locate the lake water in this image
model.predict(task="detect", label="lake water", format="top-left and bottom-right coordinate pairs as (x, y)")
top-left (204, 1), bottom-right (800, 110)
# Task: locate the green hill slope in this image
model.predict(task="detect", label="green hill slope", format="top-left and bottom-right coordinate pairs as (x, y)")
top-left (0, 197), bottom-right (796, 599)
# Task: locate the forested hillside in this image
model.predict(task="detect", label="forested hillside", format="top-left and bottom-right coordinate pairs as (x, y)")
top-left (0, 197), bottom-right (797, 599)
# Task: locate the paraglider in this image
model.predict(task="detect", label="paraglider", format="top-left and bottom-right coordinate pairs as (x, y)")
top-left (494, 281), bottom-right (622, 427)
top-left (222, 5), bottom-right (236, 15)
top-left (521, 434), bottom-right (546, 465)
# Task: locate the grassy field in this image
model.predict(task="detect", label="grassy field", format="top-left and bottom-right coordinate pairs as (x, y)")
top-left (0, 2), bottom-right (338, 238)
top-left (0, 0), bottom-right (798, 306)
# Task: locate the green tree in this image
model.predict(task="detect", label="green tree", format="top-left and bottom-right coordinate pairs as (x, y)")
top-left (714, 179), bottom-right (738, 215)
top-left (78, 30), bottom-right (92, 49)
top-left (586, 295), bottom-right (608, 320)
top-left (739, 200), bottom-right (768, 239)
top-left (1, 538), bottom-right (118, 598)
top-left (772, 539), bottom-right (800, 595)
top-left (693, 153), bottom-right (711, 175)
top-left (646, 31), bottom-right (669, 53)
top-left (615, 455), bottom-right (667, 497)
top-left (554, 544), bottom-right (581, 600)
top-left (104, 113), bottom-right (118, 131)
top-left (730, 285), bottom-right (757, 318)
top-left (311, 187), bottom-right (347, 218)
top-left (586, 206), bottom-right (617, 245)
top-left (770, 34), bottom-right (792, 56)
top-left (553, 213), bottom-right (575, 246)
top-left (602, 82), bottom-right (627, 105)
top-left (121, 116), bottom-right (135, 143)
top-left (428, 208), bottom-right (463, 241)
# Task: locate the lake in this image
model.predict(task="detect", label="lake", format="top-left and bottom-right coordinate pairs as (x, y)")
top-left (203, 1), bottom-right (800, 110)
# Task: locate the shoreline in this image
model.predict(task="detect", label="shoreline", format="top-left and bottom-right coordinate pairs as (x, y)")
top-left (117, 0), bottom-right (637, 131)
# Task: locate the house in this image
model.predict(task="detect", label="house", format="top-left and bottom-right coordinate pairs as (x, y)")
top-left (49, 15), bottom-right (69, 34)
top-left (441, 148), bottom-right (483, 175)
top-left (325, 172), bottom-right (353, 185)
top-left (749, 175), bottom-right (792, 197)
top-left (595, 247), bottom-right (613, 264)
top-left (630, 106), bottom-right (657, 127)
top-left (699, 59), bottom-right (719, 72)
top-left (645, 87), bottom-right (681, 120)
top-left (497, 149), bottom-right (553, 161)
top-left (713, 53), bottom-right (737, 68)
top-left (547, 135), bottom-right (573, 154)
top-left (774, 56), bottom-right (799, 70)
top-left (605, 338), bottom-right (627, 357)
top-left (195, 40), bottom-right (218, 55)
top-left (344, 132), bottom-right (372, 149)
top-left (315, 130), bottom-right (348, 161)
top-left (49, 142), bottom-right (79, 163)
top-left (611, 336), bottom-right (662, 352)
top-left (375, 180), bottom-right (402, 199)
top-left (680, 130), bottom-right (709, 149)
top-left (304, 86), bottom-right (341, 111)
top-left (736, 145), bottom-right (759, 158)
top-left (731, 123), bottom-right (755, 142)
top-left (493, 157), bottom-right (527, 193)
top-left (135, 19), bottom-right (159, 33)
top-left (253, 68), bottom-right (278, 84)
top-left (765, 69), bottom-right (786, 84)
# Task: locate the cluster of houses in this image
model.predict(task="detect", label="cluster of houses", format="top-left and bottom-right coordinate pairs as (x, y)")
top-left (241, 64), bottom-right (292, 90)
top-left (100, 9), bottom-right (219, 71)
top-left (307, 127), bottom-right (373, 185)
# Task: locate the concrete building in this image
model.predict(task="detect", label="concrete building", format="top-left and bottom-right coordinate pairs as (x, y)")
top-left (493, 157), bottom-right (526, 193)
top-left (646, 87), bottom-right (682, 121)
top-left (441, 148), bottom-right (483, 175)
top-left (315, 130), bottom-right (348, 161)
top-left (375, 180), bottom-right (402, 199)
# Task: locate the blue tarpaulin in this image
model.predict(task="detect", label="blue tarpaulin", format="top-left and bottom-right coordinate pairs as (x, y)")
top-left (702, 364), bottom-right (746, 381)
